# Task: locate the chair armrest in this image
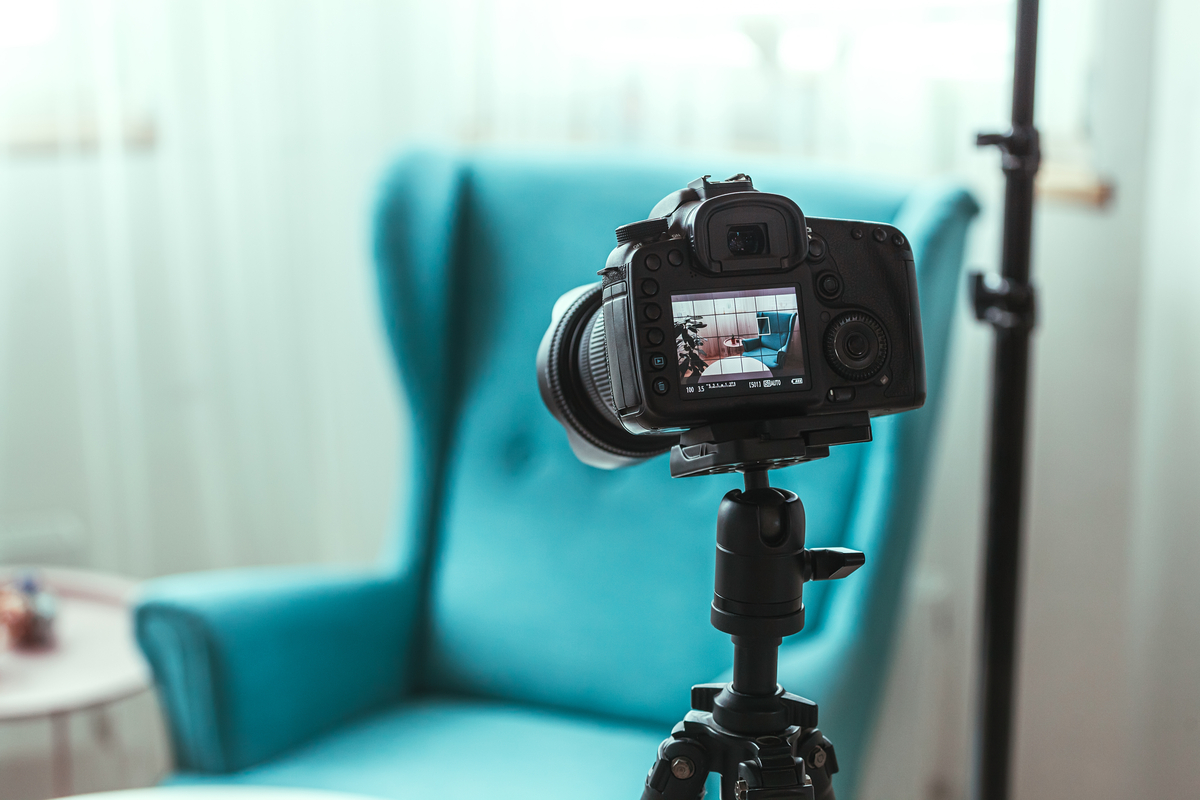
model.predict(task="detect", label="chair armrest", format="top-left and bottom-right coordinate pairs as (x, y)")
top-left (135, 566), bottom-right (418, 773)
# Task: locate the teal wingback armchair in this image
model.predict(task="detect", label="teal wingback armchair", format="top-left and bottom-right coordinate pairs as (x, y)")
top-left (740, 310), bottom-right (798, 370)
top-left (135, 149), bottom-right (977, 800)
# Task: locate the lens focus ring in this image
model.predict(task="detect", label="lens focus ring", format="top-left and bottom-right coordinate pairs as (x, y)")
top-left (824, 311), bottom-right (888, 381)
top-left (539, 283), bottom-right (675, 464)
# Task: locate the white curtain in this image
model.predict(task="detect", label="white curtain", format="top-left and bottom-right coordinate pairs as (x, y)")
top-left (1128, 0), bottom-right (1200, 794)
top-left (0, 0), bottom-right (1021, 578)
top-left (0, 0), bottom-right (413, 575)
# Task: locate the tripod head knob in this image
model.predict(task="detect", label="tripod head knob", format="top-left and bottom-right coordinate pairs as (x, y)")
top-left (802, 547), bottom-right (865, 582)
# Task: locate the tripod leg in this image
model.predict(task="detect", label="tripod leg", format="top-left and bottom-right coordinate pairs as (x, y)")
top-left (641, 736), bottom-right (711, 800)
top-left (793, 729), bottom-right (839, 800)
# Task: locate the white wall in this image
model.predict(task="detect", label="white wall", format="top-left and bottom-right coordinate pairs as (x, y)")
top-left (1014, 0), bottom-right (1155, 794)
top-left (861, 0), bottom-right (1188, 798)
top-left (1127, 0), bottom-right (1200, 795)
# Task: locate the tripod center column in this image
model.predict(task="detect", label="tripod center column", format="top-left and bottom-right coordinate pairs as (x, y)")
top-left (732, 635), bottom-right (782, 696)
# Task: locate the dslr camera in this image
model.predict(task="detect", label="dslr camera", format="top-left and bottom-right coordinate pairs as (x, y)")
top-left (538, 173), bottom-right (926, 476)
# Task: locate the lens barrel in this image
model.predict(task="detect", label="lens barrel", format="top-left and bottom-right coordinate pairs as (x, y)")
top-left (536, 283), bottom-right (677, 469)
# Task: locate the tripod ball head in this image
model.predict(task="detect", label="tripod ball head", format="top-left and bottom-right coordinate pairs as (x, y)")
top-left (714, 487), bottom-right (808, 638)
top-left (712, 482), bottom-right (865, 639)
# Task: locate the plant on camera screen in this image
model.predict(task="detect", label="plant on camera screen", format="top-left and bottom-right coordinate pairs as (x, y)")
top-left (675, 315), bottom-right (709, 384)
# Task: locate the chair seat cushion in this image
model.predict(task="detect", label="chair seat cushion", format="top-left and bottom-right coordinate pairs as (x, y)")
top-left (168, 697), bottom-right (665, 800)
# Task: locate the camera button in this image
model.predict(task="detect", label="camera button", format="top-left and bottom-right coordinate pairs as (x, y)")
top-left (643, 303), bottom-right (662, 321)
top-left (817, 273), bottom-right (842, 300)
top-left (641, 279), bottom-right (659, 297)
top-left (667, 249), bottom-right (684, 266)
top-left (648, 353), bottom-right (667, 370)
top-left (652, 377), bottom-right (670, 395)
top-left (872, 228), bottom-right (887, 242)
top-left (828, 387), bottom-right (856, 403)
top-left (646, 328), bottom-right (665, 345)
top-left (808, 238), bottom-right (826, 260)
top-left (645, 254), bottom-right (662, 271)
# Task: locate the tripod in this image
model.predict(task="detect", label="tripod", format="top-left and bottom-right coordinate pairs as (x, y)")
top-left (640, 417), bottom-right (870, 800)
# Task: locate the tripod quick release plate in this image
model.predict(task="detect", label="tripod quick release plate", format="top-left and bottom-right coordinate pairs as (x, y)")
top-left (669, 413), bottom-right (872, 478)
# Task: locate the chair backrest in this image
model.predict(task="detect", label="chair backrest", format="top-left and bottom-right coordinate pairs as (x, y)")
top-left (372, 150), bottom-right (977, 738)
top-left (753, 310), bottom-right (796, 353)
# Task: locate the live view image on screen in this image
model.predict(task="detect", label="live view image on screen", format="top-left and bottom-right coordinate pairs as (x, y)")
top-left (671, 286), bottom-right (806, 400)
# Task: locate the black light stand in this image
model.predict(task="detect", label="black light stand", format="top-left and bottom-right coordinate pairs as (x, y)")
top-left (971, 1), bottom-right (1041, 799)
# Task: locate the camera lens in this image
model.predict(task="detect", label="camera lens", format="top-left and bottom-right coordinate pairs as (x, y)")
top-left (537, 283), bottom-right (676, 469)
top-left (726, 225), bottom-right (767, 256)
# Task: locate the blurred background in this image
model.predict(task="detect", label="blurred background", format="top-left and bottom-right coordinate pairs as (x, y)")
top-left (0, 0), bottom-right (1196, 798)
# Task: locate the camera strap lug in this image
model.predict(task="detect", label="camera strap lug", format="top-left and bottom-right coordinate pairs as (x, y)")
top-left (971, 273), bottom-right (1037, 331)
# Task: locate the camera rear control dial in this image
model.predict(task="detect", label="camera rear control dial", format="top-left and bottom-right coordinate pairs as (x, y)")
top-left (824, 311), bottom-right (889, 382)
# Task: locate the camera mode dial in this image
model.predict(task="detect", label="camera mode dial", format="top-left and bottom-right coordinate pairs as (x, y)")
top-left (824, 312), bottom-right (888, 382)
top-left (615, 217), bottom-right (669, 245)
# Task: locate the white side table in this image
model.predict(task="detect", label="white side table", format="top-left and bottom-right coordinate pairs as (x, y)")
top-left (0, 568), bottom-right (167, 798)
top-left (66, 790), bottom-right (384, 800)
top-left (66, 790), bottom-right (383, 800)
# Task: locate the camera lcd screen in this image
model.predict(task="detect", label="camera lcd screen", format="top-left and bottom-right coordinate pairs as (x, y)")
top-left (671, 286), bottom-right (806, 400)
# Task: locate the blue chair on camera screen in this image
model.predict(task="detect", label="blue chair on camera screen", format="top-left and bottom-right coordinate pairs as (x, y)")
top-left (741, 310), bottom-right (798, 370)
top-left (134, 150), bottom-right (977, 800)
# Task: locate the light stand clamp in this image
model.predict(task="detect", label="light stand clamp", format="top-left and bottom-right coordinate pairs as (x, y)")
top-left (976, 126), bottom-right (1042, 176)
top-left (971, 274), bottom-right (1037, 331)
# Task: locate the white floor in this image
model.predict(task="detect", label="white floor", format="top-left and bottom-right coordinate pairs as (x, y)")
top-left (699, 356), bottom-right (770, 379)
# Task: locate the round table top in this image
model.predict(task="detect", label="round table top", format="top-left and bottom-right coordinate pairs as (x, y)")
top-left (66, 789), bottom-right (384, 800)
top-left (0, 567), bottom-right (150, 721)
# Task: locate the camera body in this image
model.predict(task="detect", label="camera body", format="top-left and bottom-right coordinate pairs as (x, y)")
top-left (601, 174), bottom-right (925, 435)
top-left (537, 173), bottom-right (927, 470)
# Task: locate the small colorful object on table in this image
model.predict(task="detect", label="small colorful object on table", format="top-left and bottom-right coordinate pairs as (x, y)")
top-left (0, 572), bottom-right (58, 650)
top-left (0, 567), bottom-right (162, 799)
